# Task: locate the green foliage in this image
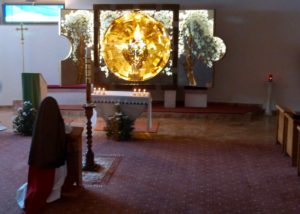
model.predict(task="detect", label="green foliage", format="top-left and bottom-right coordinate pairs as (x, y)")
top-left (105, 103), bottom-right (134, 141)
top-left (13, 101), bottom-right (37, 136)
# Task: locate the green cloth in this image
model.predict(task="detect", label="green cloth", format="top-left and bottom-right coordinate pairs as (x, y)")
top-left (22, 73), bottom-right (41, 109)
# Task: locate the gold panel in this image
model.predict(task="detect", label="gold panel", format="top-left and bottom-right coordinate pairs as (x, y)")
top-left (102, 12), bottom-right (171, 81)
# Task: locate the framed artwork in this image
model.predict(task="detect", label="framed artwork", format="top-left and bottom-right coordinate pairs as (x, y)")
top-left (59, 5), bottom-right (226, 88)
top-left (93, 4), bottom-right (179, 88)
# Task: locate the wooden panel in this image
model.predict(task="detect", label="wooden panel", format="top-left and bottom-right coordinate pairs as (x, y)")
top-left (297, 126), bottom-right (300, 176)
top-left (277, 112), bottom-right (284, 144)
top-left (286, 114), bottom-right (294, 157)
top-left (276, 104), bottom-right (287, 145)
top-left (284, 112), bottom-right (300, 166)
top-left (64, 126), bottom-right (84, 187)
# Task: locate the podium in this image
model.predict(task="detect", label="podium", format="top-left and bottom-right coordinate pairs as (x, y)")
top-left (64, 126), bottom-right (84, 187)
top-left (22, 73), bottom-right (47, 109)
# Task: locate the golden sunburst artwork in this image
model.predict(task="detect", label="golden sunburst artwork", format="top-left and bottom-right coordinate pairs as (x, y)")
top-left (101, 11), bottom-right (171, 81)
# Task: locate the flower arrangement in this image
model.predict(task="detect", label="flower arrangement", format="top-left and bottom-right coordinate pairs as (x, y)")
top-left (178, 10), bottom-right (226, 86)
top-left (61, 10), bottom-right (94, 62)
top-left (179, 10), bottom-right (226, 68)
top-left (12, 101), bottom-right (37, 136)
top-left (105, 103), bottom-right (134, 141)
top-left (60, 10), bottom-right (94, 83)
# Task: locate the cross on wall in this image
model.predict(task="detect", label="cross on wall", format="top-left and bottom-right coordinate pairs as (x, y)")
top-left (16, 23), bottom-right (28, 44)
top-left (16, 23), bottom-right (28, 73)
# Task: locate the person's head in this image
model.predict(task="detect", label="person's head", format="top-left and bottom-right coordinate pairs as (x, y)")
top-left (36, 97), bottom-right (62, 128)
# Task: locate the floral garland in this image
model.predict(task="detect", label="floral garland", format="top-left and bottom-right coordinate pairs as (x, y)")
top-left (178, 10), bottom-right (226, 68)
top-left (61, 10), bottom-right (94, 62)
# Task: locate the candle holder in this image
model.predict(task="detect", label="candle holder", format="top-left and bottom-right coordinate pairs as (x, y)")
top-left (83, 48), bottom-right (100, 172)
top-left (82, 103), bottom-right (101, 172)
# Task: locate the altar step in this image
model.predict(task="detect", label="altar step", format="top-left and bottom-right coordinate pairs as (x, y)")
top-left (59, 102), bottom-right (263, 120)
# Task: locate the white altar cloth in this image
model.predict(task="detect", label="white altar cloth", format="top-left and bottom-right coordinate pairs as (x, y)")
top-left (92, 91), bottom-right (152, 130)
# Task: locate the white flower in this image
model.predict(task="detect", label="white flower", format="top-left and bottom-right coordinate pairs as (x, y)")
top-left (61, 10), bottom-right (94, 62)
top-left (178, 10), bottom-right (226, 68)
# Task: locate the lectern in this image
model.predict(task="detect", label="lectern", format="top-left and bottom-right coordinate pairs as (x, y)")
top-left (22, 73), bottom-right (47, 109)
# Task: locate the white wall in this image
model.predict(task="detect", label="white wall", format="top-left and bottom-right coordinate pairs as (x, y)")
top-left (1, 0), bottom-right (300, 110)
top-left (0, 25), bottom-right (69, 105)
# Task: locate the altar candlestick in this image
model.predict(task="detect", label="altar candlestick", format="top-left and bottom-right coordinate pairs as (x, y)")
top-left (83, 47), bottom-right (100, 171)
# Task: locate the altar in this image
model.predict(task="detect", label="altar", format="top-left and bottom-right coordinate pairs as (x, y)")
top-left (92, 90), bottom-right (152, 130)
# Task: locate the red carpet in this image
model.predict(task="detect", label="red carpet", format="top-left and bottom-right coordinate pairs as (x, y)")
top-left (2, 115), bottom-right (300, 213)
top-left (94, 118), bottom-right (159, 133)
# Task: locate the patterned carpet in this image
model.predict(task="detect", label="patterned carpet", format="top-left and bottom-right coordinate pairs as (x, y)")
top-left (1, 115), bottom-right (300, 214)
top-left (82, 155), bottom-right (122, 187)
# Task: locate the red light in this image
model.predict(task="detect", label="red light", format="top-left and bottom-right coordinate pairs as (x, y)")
top-left (268, 74), bottom-right (273, 82)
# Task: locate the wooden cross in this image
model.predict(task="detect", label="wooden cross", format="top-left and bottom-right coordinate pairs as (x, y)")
top-left (16, 23), bottom-right (28, 45)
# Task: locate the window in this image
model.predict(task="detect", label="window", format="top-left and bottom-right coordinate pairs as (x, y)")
top-left (3, 4), bottom-right (64, 24)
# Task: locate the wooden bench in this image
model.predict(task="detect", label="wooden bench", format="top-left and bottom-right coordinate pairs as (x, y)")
top-left (275, 105), bottom-right (288, 146)
top-left (284, 112), bottom-right (300, 166)
top-left (297, 126), bottom-right (300, 176)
